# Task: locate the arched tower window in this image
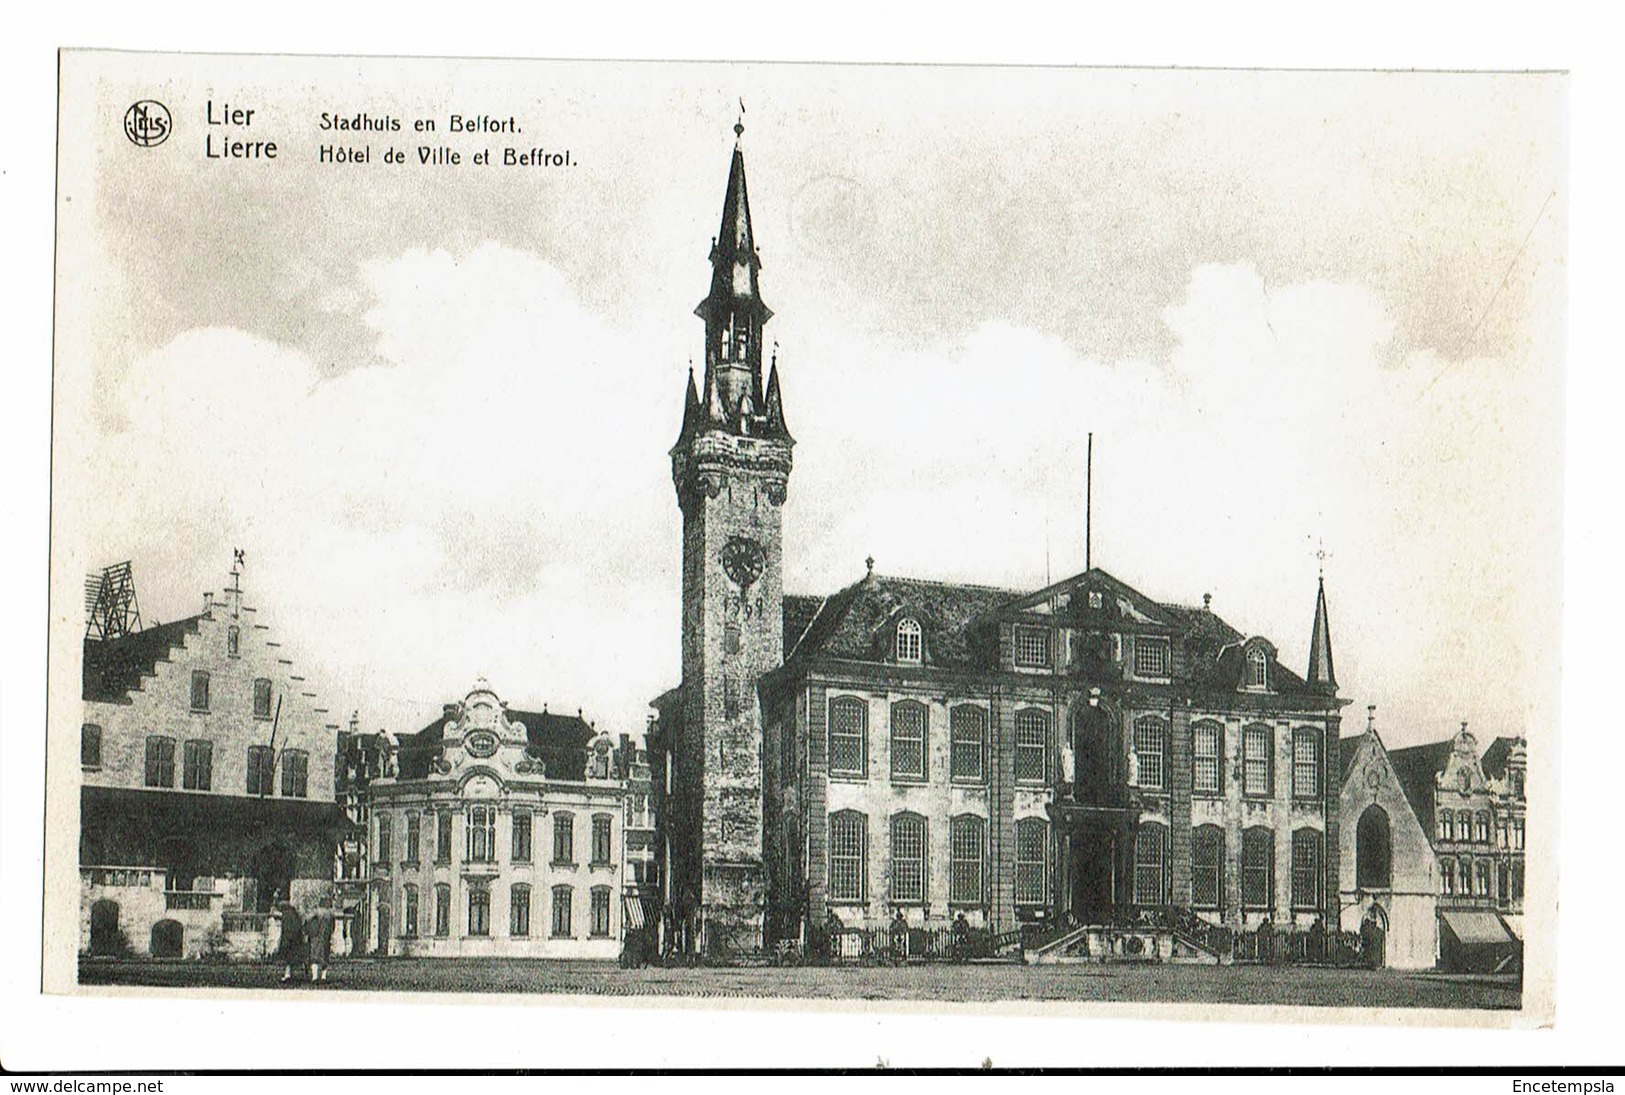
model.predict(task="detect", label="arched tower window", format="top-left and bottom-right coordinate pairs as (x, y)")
top-left (1356, 805), bottom-right (1392, 890)
top-left (1247, 646), bottom-right (1269, 690)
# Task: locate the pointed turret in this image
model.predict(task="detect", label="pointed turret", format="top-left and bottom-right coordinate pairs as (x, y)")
top-left (672, 367), bottom-right (703, 450)
top-left (1306, 574), bottom-right (1337, 693)
top-left (763, 353), bottom-right (791, 440)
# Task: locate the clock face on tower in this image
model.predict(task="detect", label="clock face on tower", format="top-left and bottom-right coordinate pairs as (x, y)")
top-left (721, 536), bottom-right (766, 589)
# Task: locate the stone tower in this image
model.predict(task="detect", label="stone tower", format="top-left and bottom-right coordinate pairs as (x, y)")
top-left (668, 119), bottom-right (793, 946)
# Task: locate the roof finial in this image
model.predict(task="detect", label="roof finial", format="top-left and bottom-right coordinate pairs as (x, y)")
top-left (1367, 704), bottom-right (1376, 733)
top-left (1202, 592), bottom-right (1212, 611)
top-left (865, 554), bottom-right (875, 576)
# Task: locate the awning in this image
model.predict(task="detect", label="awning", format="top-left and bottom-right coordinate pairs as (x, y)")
top-left (623, 892), bottom-right (657, 931)
top-left (1441, 909), bottom-right (1514, 946)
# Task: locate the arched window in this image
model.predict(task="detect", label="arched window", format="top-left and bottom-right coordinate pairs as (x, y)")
top-left (467, 883), bottom-right (490, 936)
top-left (949, 815), bottom-right (986, 905)
top-left (1192, 826), bottom-right (1224, 909)
top-left (436, 812), bottom-right (453, 863)
top-left (404, 812), bottom-right (421, 864)
top-left (81, 724), bottom-right (103, 769)
top-left (828, 811), bottom-right (867, 904)
top-left (1290, 829), bottom-right (1323, 910)
top-left (1247, 647), bottom-right (1269, 690)
top-left (590, 885), bottom-right (612, 937)
top-left (1014, 709), bottom-right (1049, 784)
top-left (889, 701), bottom-right (928, 782)
top-left (433, 883), bottom-right (451, 937)
top-left (591, 814), bottom-right (614, 865)
top-left (226, 625), bottom-right (240, 658)
top-left (949, 706), bottom-right (987, 782)
top-left (1440, 812), bottom-right (1453, 841)
top-left (1243, 724), bottom-right (1273, 797)
top-left (1133, 716), bottom-right (1166, 790)
top-left (509, 884), bottom-right (530, 937)
top-left (1476, 811), bottom-right (1491, 843)
top-left (1475, 860), bottom-right (1491, 897)
top-left (1242, 827), bottom-right (1274, 909)
top-left (375, 813), bottom-right (392, 866)
top-left (402, 884), bottom-right (419, 937)
top-left (1292, 728), bottom-right (1322, 799)
top-left (510, 810), bottom-right (531, 863)
top-left (550, 885), bottom-right (573, 938)
top-left (466, 805), bottom-right (495, 863)
top-left (1014, 817), bottom-right (1048, 906)
top-left (889, 813), bottom-right (927, 903)
top-left (1356, 805), bottom-right (1392, 889)
top-left (552, 813), bottom-right (575, 865)
top-left (828, 696), bottom-right (869, 777)
top-left (1133, 822), bottom-right (1168, 906)
top-left (1192, 721), bottom-right (1223, 795)
top-left (1441, 859), bottom-right (1456, 895)
top-left (895, 617), bottom-right (922, 664)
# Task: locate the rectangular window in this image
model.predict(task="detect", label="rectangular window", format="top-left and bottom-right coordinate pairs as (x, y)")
top-left (1442, 859), bottom-right (1456, 895)
top-left (1292, 729), bottom-right (1321, 799)
top-left (1014, 819), bottom-right (1047, 905)
top-left (949, 816), bottom-right (985, 905)
top-left (949, 706), bottom-right (986, 782)
top-left (1291, 830), bottom-right (1322, 910)
top-left (403, 885), bottom-right (419, 937)
top-left (246, 745), bottom-right (274, 796)
top-left (81, 724), bottom-right (103, 769)
top-left (253, 678), bottom-right (273, 719)
top-left (1014, 710), bottom-right (1048, 784)
top-left (1133, 825), bottom-right (1167, 906)
top-left (280, 750), bottom-right (308, 798)
top-left (510, 885), bottom-right (531, 937)
top-left (551, 886), bottom-right (573, 937)
top-left (1193, 722), bottom-right (1222, 795)
top-left (182, 739), bottom-right (213, 791)
top-left (144, 736), bottom-right (175, 788)
top-left (553, 813), bottom-right (575, 865)
top-left (1013, 625), bottom-right (1051, 670)
top-left (1512, 819), bottom-right (1525, 850)
top-left (1243, 725), bottom-right (1273, 797)
top-left (1133, 718), bottom-right (1166, 790)
top-left (591, 886), bottom-right (612, 937)
top-left (1192, 828), bottom-right (1223, 909)
top-left (226, 625), bottom-right (240, 658)
top-left (828, 696), bottom-right (868, 777)
top-left (436, 812), bottom-right (453, 863)
top-left (1133, 636), bottom-right (1171, 678)
top-left (889, 814), bottom-right (927, 903)
top-left (467, 885), bottom-right (490, 937)
top-left (591, 814), bottom-right (613, 866)
top-left (434, 884), bottom-right (450, 936)
top-left (190, 671), bottom-right (210, 712)
top-left (376, 813), bottom-right (392, 866)
top-left (828, 812), bottom-right (867, 904)
top-left (1242, 829), bottom-right (1273, 909)
top-left (512, 811), bottom-right (532, 863)
top-left (405, 813), bottom-right (421, 864)
top-left (889, 703), bottom-right (927, 782)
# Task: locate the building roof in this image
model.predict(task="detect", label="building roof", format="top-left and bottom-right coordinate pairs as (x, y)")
top-left (395, 708), bottom-right (596, 781)
top-left (782, 566), bottom-right (1320, 695)
top-left (1480, 735), bottom-right (1523, 780)
top-left (1338, 733), bottom-right (1366, 780)
top-left (1385, 739), bottom-right (1454, 830)
top-left (82, 616), bottom-right (203, 703)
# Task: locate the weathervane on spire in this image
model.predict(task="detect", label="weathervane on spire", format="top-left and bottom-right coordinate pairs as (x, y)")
top-left (735, 98), bottom-right (746, 141)
top-left (1311, 534), bottom-right (1331, 579)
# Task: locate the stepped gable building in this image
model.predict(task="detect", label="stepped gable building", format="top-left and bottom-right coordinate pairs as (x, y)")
top-left (365, 681), bottom-right (630, 958)
top-left (649, 123), bottom-right (1348, 957)
top-left (1387, 723), bottom-right (1526, 970)
top-left (79, 562), bottom-right (350, 959)
top-left (1335, 708), bottom-right (1439, 969)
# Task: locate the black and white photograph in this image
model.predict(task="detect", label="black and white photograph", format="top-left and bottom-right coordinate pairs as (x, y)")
top-left (16, 33), bottom-right (1597, 1073)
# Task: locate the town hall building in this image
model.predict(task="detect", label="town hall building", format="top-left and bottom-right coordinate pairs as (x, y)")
top-left (648, 124), bottom-right (1348, 958)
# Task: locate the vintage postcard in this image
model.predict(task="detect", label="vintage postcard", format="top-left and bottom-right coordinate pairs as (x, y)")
top-left (45, 50), bottom-right (1564, 1039)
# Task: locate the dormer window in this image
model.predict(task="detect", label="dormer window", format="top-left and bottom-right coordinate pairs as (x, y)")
top-left (1132, 636), bottom-right (1171, 679)
top-left (1246, 647), bottom-right (1269, 690)
top-left (895, 618), bottom-right (922, 664)
top-left (1013, 625), bottom-right (1051, 670)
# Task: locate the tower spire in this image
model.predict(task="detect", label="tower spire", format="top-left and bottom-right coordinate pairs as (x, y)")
top-left (1307, 572), bottom-right (1337, 693)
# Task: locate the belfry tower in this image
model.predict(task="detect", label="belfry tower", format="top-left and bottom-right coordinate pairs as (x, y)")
top-left (668, 118), bottom-right (793, 946)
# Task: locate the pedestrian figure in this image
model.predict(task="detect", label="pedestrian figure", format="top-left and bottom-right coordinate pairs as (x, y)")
top-left (273, 900), bottom-right (306, 983)
top-left (306, 895), bottom-right (336, 983)
top-left (823, 908), bottom-right (844, 963)
top-left (889, 908), bottom-right (908, 966)
top-left (1257, 914), bottom-right (1276, 966)
top-left (952, 911), bottom-right (970, 963)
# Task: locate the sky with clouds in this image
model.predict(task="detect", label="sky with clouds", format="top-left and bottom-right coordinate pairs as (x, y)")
top-left (56, 57), bottom-right (1565, 748)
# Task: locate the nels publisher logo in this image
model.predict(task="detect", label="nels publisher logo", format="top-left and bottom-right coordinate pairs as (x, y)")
top-left (122, 100), bottom-right (171, 147)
